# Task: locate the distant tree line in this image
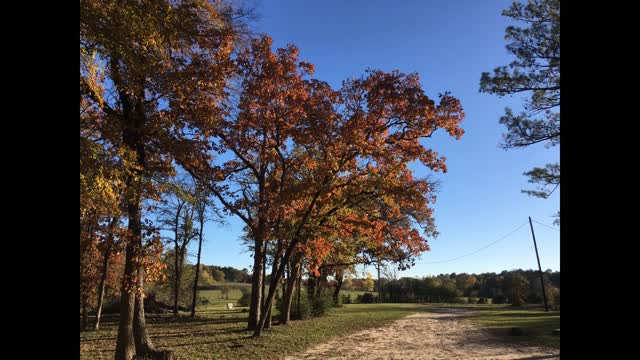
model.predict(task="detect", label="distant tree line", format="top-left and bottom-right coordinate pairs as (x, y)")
top-left (341, 269), bottom-right (559, 306)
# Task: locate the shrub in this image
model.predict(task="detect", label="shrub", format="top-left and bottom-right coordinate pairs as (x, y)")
top-left (492, 294), bottom-right (508, 304)
top-left (467, 297), bottom-right (478, 304)
top-left (333, 294), bottom-right (343, 307)
top-left (237, 287), bottom-right (251, 307)
top-left (477, 297), bottom-right (488, 304)
top-left (311, 295), bottom-right (333, 317)
top-left (341, 294), bottom-right (352, 304)
top-left (198, 297), bottom-right (210, 306)
top-left (511, 293), bottom-right (525, 307)
top-left (274, 291), bottom-right (314, 320)
top-left (357, 292), bottom-right (375, 304)
top-left (292, 295), bottom-right (312, 320)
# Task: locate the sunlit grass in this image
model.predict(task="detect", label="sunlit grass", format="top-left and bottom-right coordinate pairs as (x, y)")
top-left (80, 303), bottom-right (558, 359)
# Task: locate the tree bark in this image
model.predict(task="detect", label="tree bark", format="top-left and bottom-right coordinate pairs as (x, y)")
top-left (115, 77), bottom-right (172, 358)
top-left (95, 217), bottom-right (117, 330)
top-left (134, 268), bottom-right (174, 360)
top-left (173, 214), bottom-right (181, 317)
top-left (377, 261), bottom-right (381, 303)
top-left (190, 216), bottom-right (205, 318)
top-left (82, 295), bottom-right (89, 331)
top-left (247, 237), bottom-right (264, 331)
top-left (281, 260), bottom-right (300, 324)
top-left (261, 242), bottom-right (267, 314)
top-left (333, 269), bottom-right (344, 306)
top-left (115, 241), bottom-right (137, 360)
top-left (296, 265), bottom-right (302, 319)
top-left (307, 274), bottom-right (317, 301)
top-left (254, 247), bottom-right (289, 336)
top-left (264, 249), bottom-right (282, 330)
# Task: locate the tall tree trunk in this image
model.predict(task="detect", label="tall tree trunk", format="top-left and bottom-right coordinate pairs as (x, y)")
top-left (133, 268), bottom-right (174, 360)
top-left (95, 217), bottom-right (117, 330)
top-left (254, 246), bottom-right (290, 336)
top-left (307, 274), bottom-right (317, 301)
top-left (261, 242), bottom-right (267, 313)
top-left (248, 237), bottom-right (264, 331)
top-left (191, 218), bottom-right (205, 318)
top-left (115, 82), bottom-right (172, 359)
top-left (281, 260), bottom-right (300, 324)
top-left (296, 265), bottom-right (302, 319)
top-left (171, 202), bottom-right (183, 317)
top-left (265, 249), bottom-right (282, 329)
top-left (115, 241), bottom-right (137, 360)
top-left (264, 298), bottom-right (273, 329)
top-left (377, 261), bottom-right (381, 303)
top-left (173, 238), bottom-right (180, 316)
top-left (80, 220), bottom-right (96, 332)
top-left (316, 268), bottom-right (328, 298)
top-left (82, 295), bottom-right (89, 331)
top-left (333, 269), bottom-right (344, 306)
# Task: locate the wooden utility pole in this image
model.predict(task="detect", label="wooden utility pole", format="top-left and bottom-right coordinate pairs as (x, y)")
top-left (528, 217), bottom-right (549, 312)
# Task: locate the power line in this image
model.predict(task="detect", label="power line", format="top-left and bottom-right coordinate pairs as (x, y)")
top-left (415, 221), bottom-right (529, 265)
top-left (532, 219), bottom-right (560, 232)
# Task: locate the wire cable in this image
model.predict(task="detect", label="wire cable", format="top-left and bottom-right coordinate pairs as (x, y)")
top-left (532, 219), bottom-right (560, 232)
top-left (414, 221), bottom-right (529, 264)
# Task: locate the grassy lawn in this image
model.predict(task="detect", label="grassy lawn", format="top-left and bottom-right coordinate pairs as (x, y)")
top-left (80, 303), bottom-right (558, 359)
top-left (198, 289), bottom-right (244, 308)
top-left (80, 303), bottom-right (427, 360)
top-left (467, 307), bottom-right (559, 348)
top-left (426, 303), bottom-right (560, 348)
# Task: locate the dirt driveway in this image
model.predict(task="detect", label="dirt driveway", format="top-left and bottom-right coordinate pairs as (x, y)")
top-left (283, 308), bottom-right (559, 359)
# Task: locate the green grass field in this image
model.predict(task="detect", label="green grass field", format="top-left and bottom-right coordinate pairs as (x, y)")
top-left (80, 302), bottom-right (558, 359)
top-left (198, 289), bottom-right (244, 308)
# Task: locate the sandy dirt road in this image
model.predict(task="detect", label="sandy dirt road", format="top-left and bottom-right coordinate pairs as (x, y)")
top-left (284, 308), bottom-right (559, 360)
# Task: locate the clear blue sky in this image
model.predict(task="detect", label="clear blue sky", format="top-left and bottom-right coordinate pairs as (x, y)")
top-left (191, 0), bottom-right (560, 278)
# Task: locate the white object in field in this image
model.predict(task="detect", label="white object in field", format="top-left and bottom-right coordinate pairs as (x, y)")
top-left (226, 303), bottom-right (234, 310)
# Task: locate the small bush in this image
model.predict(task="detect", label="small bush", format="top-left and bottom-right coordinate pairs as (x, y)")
top-left (333, 294), bottom-right (343, 307)
top-left (452, 297), bottom-right (467, 304)
top-left (311, 295), bottom-right (333, 317)
top-left (467, 297), bottom-right (478, 304)
top-left (357, 292), bottom-right (375, 304)
top-left (292, 295), bottom-right (312, 320)
top-left (237, 287), bottom-right (251, 307)
top-left (341, 294), bottom-right (352, 304)
top-left (511, 294), bottom-right (525, 307)
top-left (492, 294), bottom-right (508, 304)
top-left (477, 297), bottom-right (488, 304)
top-left (198, 297), bottom-right (210, 306)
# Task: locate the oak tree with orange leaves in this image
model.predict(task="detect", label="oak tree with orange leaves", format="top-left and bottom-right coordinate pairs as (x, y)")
top-left (80, 0), bottom-right (247, 358)
top-left (252, 68), bottom-right (464, 336)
